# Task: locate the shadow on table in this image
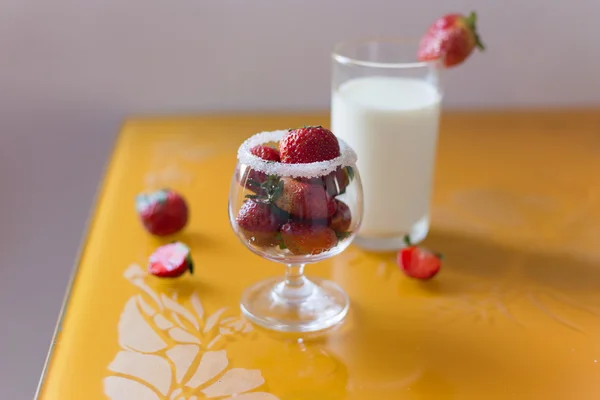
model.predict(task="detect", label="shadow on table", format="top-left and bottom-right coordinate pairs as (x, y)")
top-left (423, 229), bottom-right (600, 296)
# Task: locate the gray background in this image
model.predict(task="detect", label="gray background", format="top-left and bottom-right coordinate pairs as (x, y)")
top-left (1, 0), bottom-right (599, 398)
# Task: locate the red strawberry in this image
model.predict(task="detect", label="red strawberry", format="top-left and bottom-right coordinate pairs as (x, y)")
top-left (398, 236), bottom-right (442, 279)
top-left (148, 242), bottom-right (193, 278)
top-left (235, 199), bottom-right (282, 247)
top-left (322, 166), bottom-right (354, 196)
top-left (280, 126), bottom-right (340, 164)
top-left (417, 11), bottom-right (485, 68)
top-left (136, 189), bottom-right (189, 236)
top-left (238, 145), bottom-right (280, 191)
top-left (327, 196), bottom-right (338, 218)
top-left (280, 222), bottom-right (338, 255)
top-left (329, 200), bottom-right (352, 233)
top-left (274, 177), bottom-right (333, 220)
top-left (251, 145), bottom-right (280, 161)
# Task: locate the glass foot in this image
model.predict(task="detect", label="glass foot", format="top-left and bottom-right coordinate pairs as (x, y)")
top-left (241, 276), bottom-right (349, 333)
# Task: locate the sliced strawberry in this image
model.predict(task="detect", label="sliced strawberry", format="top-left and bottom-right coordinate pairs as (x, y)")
top-left (280, 126), bottom-right (340, 164)
top-left (398, 236), bottom-right (442, 279)
top-left (280, 222), bottom-right (338, 255)
top-left (136, 189), bottom-right (189, 236)
top-left (148, 242), bottom-right (193, 278)
top-left (236, 199), bottom-right (283, 247)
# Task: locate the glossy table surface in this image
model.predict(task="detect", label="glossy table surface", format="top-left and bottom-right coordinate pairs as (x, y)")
top-left (37, 111), bottom-right (600, 399)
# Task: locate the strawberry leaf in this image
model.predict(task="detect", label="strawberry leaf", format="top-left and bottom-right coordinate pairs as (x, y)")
top-left (272, 180), bottom-right (284, 202)
top-left (247, 178), bottom-right (262, 188)
top-left (186, 255), bottom-right (194, 274)
top-left (246, 174), bottom-right (283, 205)
top-left (346, 166), bottom-right (355, 182)
top-left (465, 11), bottom-right (485, 51)
top-left (335, 231), bottom-right (352, 240)
top-left (276, 232), bottom-right (287, 249)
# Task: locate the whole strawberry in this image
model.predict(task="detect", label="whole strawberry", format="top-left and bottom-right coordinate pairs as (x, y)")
top-left (329, 199), bottom-right (352, 233)
top-left (274, 177), bottom-right (334, 220)
top-left (136, 189), bottom-right (189, 236)
top-left (417, 11), bottom-right (485, 68)
top-left (238, 145), bottom-right (280, 191)
top-left (148, 242), bottom-right (193, 278)
top-left (280, 126), bottom-right (340, 164)
top-left (250, 144), bottom-right (280, 162)
top-left (280, 222), bottom-right (338, 255)
top-left (398, 236), bottom-right (442, 279)
top-left (322, 166), bottom-right (354, 196)
top-left (236, 199), bottom-right (283, 247)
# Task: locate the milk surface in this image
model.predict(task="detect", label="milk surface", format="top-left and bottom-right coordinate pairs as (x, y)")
top-left (331, 76), bottom-right (441, 238)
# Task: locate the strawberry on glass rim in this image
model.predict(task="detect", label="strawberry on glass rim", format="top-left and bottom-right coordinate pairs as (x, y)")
top-left (417, 11), bottom-right (485, 68)
top-left (280, 126), bottom-right (340, 163)
top-left (228, 128), bottom-right (364, 333)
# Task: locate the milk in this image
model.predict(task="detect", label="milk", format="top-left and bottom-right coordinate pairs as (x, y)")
top-left (331, 76), bottom-right (441, 248)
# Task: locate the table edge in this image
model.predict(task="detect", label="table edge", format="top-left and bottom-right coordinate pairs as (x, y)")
top-left (34, 126), bottom-right (125, 399)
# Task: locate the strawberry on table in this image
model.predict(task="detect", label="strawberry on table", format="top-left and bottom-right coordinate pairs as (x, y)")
top-left (417, 11), bottom-right (485, 68)
top-left (148, 242), bottom-right (194, 278)
top-left (136, 189), bottom-right (189, 236)
top-left (280, 222), bottom-right (338, 255)
top-left (397, 236), bottom-right (442, 279)
top-left (280, 126), bottom-right (341, 164)
top-left (236, 199), bottom-right (283, 247)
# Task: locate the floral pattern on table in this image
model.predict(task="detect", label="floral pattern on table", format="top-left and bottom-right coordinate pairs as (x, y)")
top-left (103, 265), bottom-right (279, 400)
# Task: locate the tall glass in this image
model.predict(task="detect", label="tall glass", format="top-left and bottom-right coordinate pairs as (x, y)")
top-left (331, 39), bottom-right (442, 251)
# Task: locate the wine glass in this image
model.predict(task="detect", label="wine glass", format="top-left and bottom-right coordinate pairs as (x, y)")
top-left (228, 129), bottom-right (363, 332)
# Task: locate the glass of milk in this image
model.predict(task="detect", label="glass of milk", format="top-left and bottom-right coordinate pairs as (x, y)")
top-left (331, 38), bottom-right (442, 251)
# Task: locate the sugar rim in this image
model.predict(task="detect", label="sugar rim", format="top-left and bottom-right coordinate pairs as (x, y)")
top-left (237, 130), bottom-right (358, 178)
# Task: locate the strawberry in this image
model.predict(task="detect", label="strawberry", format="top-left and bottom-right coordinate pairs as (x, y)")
top-left (274, 177), bottom-right (333, 220)
top-left (250, 145), bottom-right (280, 162)
top-left (327, 196), bottom-right (338, 218)
top-left (398, 236), bottom-right (442, 279)
top-left (280, 126), bottom-right (340, 164)
top-left (280, 222), bottom-right (338, 255)
top-left (417, 11), bottom-right (485, 68)
top-left (136, 189), bottom-right (189, 236)
top-left (148, 242), bottom-right (193, 278)
top-left (322, 166), bottom-right (354, 196)
top-left (235, 199), bottom-right (283, 246)
top-left (329, 200), bottom-right (352, 233)
top-left (238, 145), bottom-right (280, 191)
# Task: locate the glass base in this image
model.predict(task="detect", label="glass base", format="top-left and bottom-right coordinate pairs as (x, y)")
top-left (240, 276), bottom-right (349, 333)
top-left (353, 215), bottom-right (429, 252)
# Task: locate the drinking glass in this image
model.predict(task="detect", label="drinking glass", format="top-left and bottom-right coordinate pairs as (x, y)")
top-left (229, 130), bottom-right (363, 332)
top-left (331, 38), bottom-right (443, 251)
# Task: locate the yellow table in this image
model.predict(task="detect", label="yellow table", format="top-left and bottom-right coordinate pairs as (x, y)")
top-left (37, 112), bottom-right (600, 399)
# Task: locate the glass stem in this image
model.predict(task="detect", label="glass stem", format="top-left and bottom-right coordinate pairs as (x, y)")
top-left (276, 264), bottom-right (313, 302)
top-left (285, 264), bottom-right (306, 287)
